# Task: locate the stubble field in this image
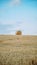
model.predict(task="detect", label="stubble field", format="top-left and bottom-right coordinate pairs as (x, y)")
top-left (0, 35), bottom-right (37, 65)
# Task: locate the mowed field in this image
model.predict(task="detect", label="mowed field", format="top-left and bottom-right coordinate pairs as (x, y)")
top-left (0, 35), bottom-right (37, 65)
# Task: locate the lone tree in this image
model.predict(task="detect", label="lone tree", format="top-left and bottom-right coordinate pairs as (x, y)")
top-left (16, 30), bottom-right (22, 35)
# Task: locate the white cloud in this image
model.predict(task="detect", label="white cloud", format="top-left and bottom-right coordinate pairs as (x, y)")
top-left (9, 0), bottom-right (21, 6)
top-left (13, 0), bottom-right (20, 4)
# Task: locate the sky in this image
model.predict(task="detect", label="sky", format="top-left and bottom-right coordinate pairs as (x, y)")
top-left (0, 0), bottom-right (37, 35)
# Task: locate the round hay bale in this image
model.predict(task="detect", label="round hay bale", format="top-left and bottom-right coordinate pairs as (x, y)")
top-left (16, 31), bottom-right (22, 35)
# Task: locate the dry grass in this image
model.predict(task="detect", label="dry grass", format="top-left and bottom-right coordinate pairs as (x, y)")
top-left (0, 35), bottom-right (37, 65)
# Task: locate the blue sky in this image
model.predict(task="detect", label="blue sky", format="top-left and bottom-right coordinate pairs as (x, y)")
top-left (0, 0), bottom-right (37, 35)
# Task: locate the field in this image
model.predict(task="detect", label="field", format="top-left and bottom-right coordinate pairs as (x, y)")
top-left (0, 35), bottom-right (37, 65)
